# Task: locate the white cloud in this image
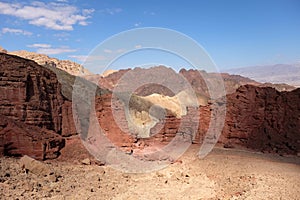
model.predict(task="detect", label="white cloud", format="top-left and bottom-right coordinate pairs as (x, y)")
top-left (103, 48), bottom-right (126, 54)
top-left (83, 9), bottom-right (95, 15)
top-left (27, 43), bottom-right (51, 48)
top-left (69, 55), bottom-right (88, 62)
top-left (1, 27), bottom-right (32, 36)
top-left (28, 43), bottom-right (76, 55)
top-left (37, 47), bottom-right (76, 55)
top-left (69, 55), bottom-right (108, 63)
top-left (0, 1), bottom-right (94, 31)
top-left (100, 8), bottom-right (122, 15)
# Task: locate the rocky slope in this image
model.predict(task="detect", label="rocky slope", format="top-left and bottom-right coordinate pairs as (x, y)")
top-left (9, 50), bottom-right (91, 76)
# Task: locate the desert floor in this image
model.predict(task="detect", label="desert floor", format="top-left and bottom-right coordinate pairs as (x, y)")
top-left (1, 145), bottom-right (299, 200)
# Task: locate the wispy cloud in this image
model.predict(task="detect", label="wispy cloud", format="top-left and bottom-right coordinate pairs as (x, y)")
top-left (104, 49), bottom-right (113, 53)
top-left (134, 22), bottom-right (141, 27)
top-left (28, 43), bottom-right (76, 55)
top-left (56, 0), bottom-right (68, 2)
top-left (69, 54), bottom-right (108, 62)
top-left (0, 1), bottom-right (94, 31)
top-left (68, 55), bottom-right (88, 62)
top-left (27, 43), bottom-right (51, 48)
top-left (1, 27), bottom-right (32, 36)
top-left (103, 48), bottom-right (126, 54)
top-left (54, 32), bottom-right (70, 38)
top-left (37, 47), bottom-right (76, 55)
top-left (100, 8), bottom-right (122, 15)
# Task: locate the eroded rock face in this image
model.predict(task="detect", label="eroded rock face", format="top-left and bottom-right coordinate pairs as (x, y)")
top-left (0, 115), bottom-right (64, 160)
top-left (219, 85), bottom-right (300, 154)
top-left (93, 68), bottom-right (300, 156)
top-left (0, 53), bottom-right (75, 159)
top-left (1, 52), bottom-right (299, 161)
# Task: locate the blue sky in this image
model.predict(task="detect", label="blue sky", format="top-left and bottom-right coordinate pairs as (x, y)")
top-left (0, 0), bottom-right (299, 73)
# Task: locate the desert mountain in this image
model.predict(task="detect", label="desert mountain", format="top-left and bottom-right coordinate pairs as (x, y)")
top-left (8, 49), bottom-right (91, 76)
top-left (0, 53), bottom-right (299, 162)
top-left (93, 66), bottom-right (259, 98)
top-left (96, 65), bottom-right (295, 96)
top-left (226, 63), bottom-right (300, 87)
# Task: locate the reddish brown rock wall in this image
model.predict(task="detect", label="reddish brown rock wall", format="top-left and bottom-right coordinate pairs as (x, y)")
top-left (0, 53), bottom-right (75, 159)
top-left (0, 114), bottom-right (64, 160)
top-left (220, 85), bottom-right (300, 154)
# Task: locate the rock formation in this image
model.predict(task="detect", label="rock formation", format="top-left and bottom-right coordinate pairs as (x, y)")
top-left (0, 114), bottom-right (64, 160)
top-left (0, 52), bottom-right (299, 161)
top-left (219, 85), bottom-right (300, 155)
top-left (9, 50), bottom-right (91, 76)
top-left (0, 53), bottom-right (76, 159)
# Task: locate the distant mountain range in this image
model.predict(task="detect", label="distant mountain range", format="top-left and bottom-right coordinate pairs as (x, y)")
top-left (225, 64), bottom-right (300, 87)
top-left (1, 45), bottom-right (298, 90)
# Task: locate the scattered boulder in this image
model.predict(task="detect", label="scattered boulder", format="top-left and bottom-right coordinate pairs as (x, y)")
top-left (81, 158), bottom-right (91, 165)
top-left (20, 155), bottom-right (51, 177)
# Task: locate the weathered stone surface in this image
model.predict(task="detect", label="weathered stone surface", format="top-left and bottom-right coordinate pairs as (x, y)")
top-left (95, 94), bottom-right (137, 148)
top-left (93, 67), bottom-right (300, 156)
top-left (0, 53), bottom-right (74, 159)
top-left (219, 85), bottom-right (300, 154)
top-left (0, 115), bottom-right (64, 160)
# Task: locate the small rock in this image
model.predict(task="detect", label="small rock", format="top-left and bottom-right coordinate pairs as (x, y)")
top-left (20, 155), bottom-right (51, 177)
top-left (81, 158), bottom-right (91, 165)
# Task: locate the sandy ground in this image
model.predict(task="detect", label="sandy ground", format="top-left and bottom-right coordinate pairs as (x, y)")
top-left (0, 145), bottom-right (299, 200)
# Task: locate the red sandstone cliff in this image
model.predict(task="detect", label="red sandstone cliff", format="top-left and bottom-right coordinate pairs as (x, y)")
top-left (0, 53), bottom-right (299, 161)
top-left (0, 53), bottom-right (76, 159)
top-left (219, 85), bottom-right (300, 155)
